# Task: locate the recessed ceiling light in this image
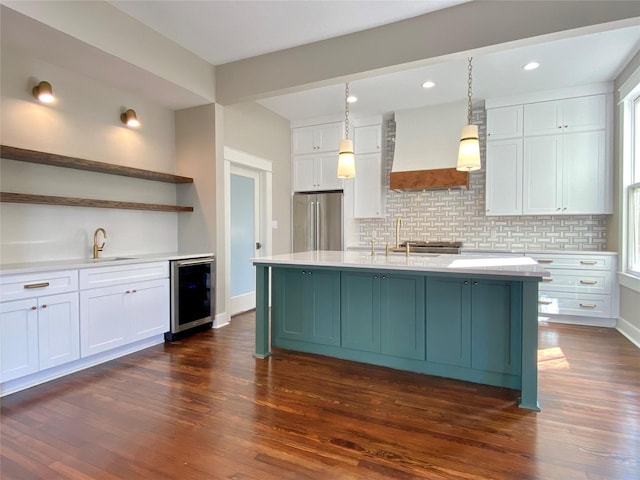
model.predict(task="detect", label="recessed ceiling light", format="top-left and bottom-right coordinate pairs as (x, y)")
top-left (422, 81), bottom-right (435, 89)
top-left (523, 61), bottom-right (540, 71)
top-left (347, 95), bottom-right (358, 103)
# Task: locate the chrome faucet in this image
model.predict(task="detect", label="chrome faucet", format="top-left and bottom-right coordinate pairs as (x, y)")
top-left (93, 227), bottom-right (108, 259)
top-left (395, 218), bottom-right (403, 248)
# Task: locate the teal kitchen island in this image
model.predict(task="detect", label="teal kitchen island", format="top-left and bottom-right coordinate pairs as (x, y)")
top-left (253, 251), bottom-right (547, 410)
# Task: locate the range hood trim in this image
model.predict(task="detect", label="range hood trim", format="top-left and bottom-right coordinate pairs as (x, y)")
top-left (389, 167), bottom-right (469, 191)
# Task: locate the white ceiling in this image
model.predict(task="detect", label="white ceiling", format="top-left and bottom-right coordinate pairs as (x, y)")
top-left (106, 0), bottom-right (640, 122)
top-left (107, 0), bottom-right (470, 65)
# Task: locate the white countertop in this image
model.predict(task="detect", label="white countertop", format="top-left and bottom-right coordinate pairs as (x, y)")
top-left (0, 252), bottom-right (214, 275)
top-left (253, 251), bottom-right (548, 278)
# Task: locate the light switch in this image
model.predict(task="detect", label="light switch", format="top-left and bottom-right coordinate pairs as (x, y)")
top-left (271, 220), bottom-right (278, 229)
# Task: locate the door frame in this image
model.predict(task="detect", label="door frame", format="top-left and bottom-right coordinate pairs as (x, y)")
top-left (224, 147), bottom-right (272, 319)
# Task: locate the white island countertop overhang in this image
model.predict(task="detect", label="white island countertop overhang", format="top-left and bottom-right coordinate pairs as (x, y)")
top-left (252, 250), bottom-right (549, 279)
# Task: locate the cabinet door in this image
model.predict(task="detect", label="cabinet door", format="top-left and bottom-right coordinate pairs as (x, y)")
top-left (486, 105), bottom-right (523, 140)
top-left (0, 298), bottom-right (39, 382)
top-left (308, 270), bottom-right (341, 346)
top-left (130, 279), bottom-right (169, 341)
top-left (562, 95), bottom-right (606, 133)
top-left (292, 126), bottom-right (318, 155)
top-left (470, 280), bottom-right (521, 375)
top-left (485, 139), bottom-right (523, 216)
top-left (272, 269), bottom-right (308, 342)
top-left (380, 274), bottom-right (425, 360)
top-left (80, 285), bottom-right (129, 357)
top-left (38, 292), bottom-right (80, 370)
top-left (293, 155), bottom-right (317, 191)
top-left (317, 154), bottom-right (342, 191)
top-left (317, 123), bottom-right (342, 152)
top-left (354, 125), bottom-right (381, 154)
top-left (562, 131), bottom-right (607, 214)
top-left (425, 278), bottom-right (471, 368)
top-left (523, 135), bottom-right (562, 214)
top-left (354, 153), bottom-right (383, 218)
top-left (524, 100), bottom-right (563, 136)
top-left (341, 271), bottom-right (380, 353)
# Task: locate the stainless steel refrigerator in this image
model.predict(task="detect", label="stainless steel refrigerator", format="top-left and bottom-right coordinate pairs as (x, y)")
top-left (293, 191), bottom-right (343, 252)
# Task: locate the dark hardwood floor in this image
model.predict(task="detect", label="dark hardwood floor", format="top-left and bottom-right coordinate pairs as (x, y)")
top-left (1, 312), bottom-right (638, 479)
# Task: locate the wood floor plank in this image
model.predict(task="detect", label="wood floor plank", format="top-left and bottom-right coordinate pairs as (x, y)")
top-left (1, 313), bottom-right (638, 479)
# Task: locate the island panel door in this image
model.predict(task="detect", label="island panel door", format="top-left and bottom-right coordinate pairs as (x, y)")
top-left (308, 269), bottom-right (341, 346)
top-left (379, 273), bottom-right (425, 360)
top-left (272, 268), bottom-right (308, 342)
top-left (425, 277), bottom-right (471, 368)
top-left (470, 279), bottom-right (522, 375)
top-left (341, 271), bottom-right (380, 353)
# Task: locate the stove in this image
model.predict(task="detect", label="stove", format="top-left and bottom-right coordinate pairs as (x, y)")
top-left (399, 241), bottom-right (462, 254)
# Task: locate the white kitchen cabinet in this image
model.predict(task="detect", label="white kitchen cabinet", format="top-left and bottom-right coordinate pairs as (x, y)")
top-left (292, 122), bottom-right (342, 155)
top-left (486, 105), bottom-right (523, 140)
top-left (0, 298), bottom-right (38, 382)
top-left (354, 124), bottom-right (382, 154)
top-left (0, 282), bottom-right (79, 382)
top-left (79, 262), bottom-right (170, 357)
top-left (292, 153), bottom-right (343, 192)
top-left (485, 139), bottom-right (523, 216)
top-left (524, 95), bottom-right (606, 136)
top-left (354, 153), bottom-right (384, 218)
top-left (523, 130), bottom-right (607, 215)
top-left (529, 252), bottom-right (617, 325)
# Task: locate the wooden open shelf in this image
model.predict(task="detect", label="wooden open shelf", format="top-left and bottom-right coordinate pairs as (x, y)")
top-left (0, 145), bottom-right (195, 212)
top-left (0, 192), bottom-right (193, 212)
top-left (0, 145), bottom-right (193, 184)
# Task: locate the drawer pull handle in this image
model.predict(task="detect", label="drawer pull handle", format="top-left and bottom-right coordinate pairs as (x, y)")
top-left (538, 300), bottom-right (553, 305)
top-left (580, 260), bottom-right (598, 265)
top-left (542, 277), bottom-right (553, 282)
top-left (579, 280), bottom-right (597, 285)
top-left (579, 303), bottom-right (597, 308)
top-left (24, 282), bottom-right (50, 289)
top-left (537, 259), bottom-right (553, 264)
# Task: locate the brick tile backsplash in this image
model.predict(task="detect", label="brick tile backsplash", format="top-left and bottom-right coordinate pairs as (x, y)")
top-left (355, 105), bottom-right (609, 251)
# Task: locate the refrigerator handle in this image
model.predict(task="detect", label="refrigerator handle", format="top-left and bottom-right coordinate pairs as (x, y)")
top-left (315, 201), bottom-right (321, 251)
top-left (309, 201), bottom-right (315, 251)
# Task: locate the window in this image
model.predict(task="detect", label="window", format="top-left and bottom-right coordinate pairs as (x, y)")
top-left (625, 91), bottom-right (640, 277)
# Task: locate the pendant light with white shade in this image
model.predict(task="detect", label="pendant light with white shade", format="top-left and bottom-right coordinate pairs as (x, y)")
top-left (456, 57), bottom-right (481, 172)
top-left (337, 81), bottom-right (356, 179)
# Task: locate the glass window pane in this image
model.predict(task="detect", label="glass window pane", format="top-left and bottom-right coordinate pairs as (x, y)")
top-left (630, 184), bottom-right (640, 274)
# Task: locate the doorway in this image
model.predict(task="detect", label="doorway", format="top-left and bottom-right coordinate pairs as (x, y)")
top-left (224, 146), bottom-right (272, 320)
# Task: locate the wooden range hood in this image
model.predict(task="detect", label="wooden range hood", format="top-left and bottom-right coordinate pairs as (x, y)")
top-left (389, 167), bottom-right (469, 191)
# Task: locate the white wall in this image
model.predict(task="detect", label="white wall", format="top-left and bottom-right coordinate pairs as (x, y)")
top-left (223, 102), bottom-right (291, 254)
top-left (0, 44), bottom-right (179, 263)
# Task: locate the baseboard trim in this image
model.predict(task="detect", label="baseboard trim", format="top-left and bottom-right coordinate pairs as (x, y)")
top-left (214, 311), bottom-right (230, 329)
top-left (617, 315), bottom-right (640, 349)
top-left (538, 314), bottom-right (616, 328)
top-left (231, 292), bottom-right (255, 316)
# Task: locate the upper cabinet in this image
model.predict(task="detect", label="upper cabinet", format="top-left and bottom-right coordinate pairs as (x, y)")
top-left (524, 95), bottom-right (606, 136)
top-left (354, 124), bottom-right (382, 154)
top-left (292, 154), bottom-right (343, 192)
top-left (486, 105), bottom-right (523, 140)
top-left (292, 122), bottom-right (342, 155)
top-left (485, 91), bottom-right (612, 217)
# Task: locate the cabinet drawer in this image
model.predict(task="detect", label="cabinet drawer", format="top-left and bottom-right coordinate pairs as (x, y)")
top-left (527, 253), bottom-right (613, 270)
top-left (0, 270), bottom-right (78, 302)
top-left (539, 269), bottom-right (612, 295)
top-left (79, 261), bottom-right (169, 290)
top-left (538, 293), bottom-right (611, 318)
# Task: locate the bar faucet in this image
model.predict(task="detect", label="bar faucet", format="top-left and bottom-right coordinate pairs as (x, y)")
top-left (93, 227), bottom-right (108, 259)
top-left (395, 217), bottom-right (403, 248)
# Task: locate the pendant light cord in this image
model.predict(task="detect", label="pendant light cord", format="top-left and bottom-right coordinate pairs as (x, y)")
top-left (466, 57), bottom-right (473, 125)
top-left (344, 82), bottom-right (350, 140)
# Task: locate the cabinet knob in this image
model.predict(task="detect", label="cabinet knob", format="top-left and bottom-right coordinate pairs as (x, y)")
top-left (381, 275), bottom-right (386, 280)
top-left (41, 304), bottom-right (47, 309)
top-left (125, 290), bottom-right (131, 294)
top-left (564, 125), bottom-right (568, 128)
top-left (373, 275), bottom-right (378, 279)
top-left (31, 306), bottom-right (37, 310)
top-left (464, 281), bottom-right (469, 285)
top-left (132, 289), bottom-right (137, 293)
top-left (556, 208), bottom-right (561, 211)
top-left (473, 282), bottom-right (479, 286)
top-left (307, 271), bottom-right (312, 275)
top-left (557, 126), bottom-right (562, 129)
top-left (301, 271), bottom-right (306, 275)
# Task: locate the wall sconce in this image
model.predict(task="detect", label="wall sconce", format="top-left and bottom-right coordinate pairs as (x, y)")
top-left (337, 81), bottom-right (355, 179)
top-left (120, 108), bottom-right (140, 127)
top-left (32, 81), bottom-right (55, 103)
